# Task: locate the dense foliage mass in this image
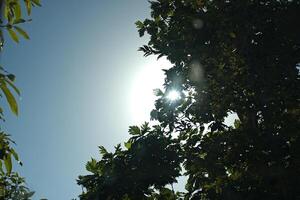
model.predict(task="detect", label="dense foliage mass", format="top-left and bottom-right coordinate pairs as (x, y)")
top-left (78, 123), bottom-right (182, 199)
top-left (78, 0), bottom-right (300, 199)
top-left (0, 172), bottom-right (34, 200)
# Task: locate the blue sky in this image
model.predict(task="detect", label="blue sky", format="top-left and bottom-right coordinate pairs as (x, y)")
top-left (1, 1), bottom-right (173, 199)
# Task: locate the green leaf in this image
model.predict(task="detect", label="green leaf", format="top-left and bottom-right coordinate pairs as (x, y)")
top-left (14, 26), bottom-right (30, 39)
top-left (7, 28), bottom-right (19, 43)
top-left (86, 158), bottom-right (97, 172)
top-left (4, 3), bottom-right (9, 20)
top-left (129, 126), bottom-right (140, 135)
top-left (141, 122), bottom-right (150, 134)
top-left (0, 83), bottom-right (18, 115)
top-left (135, 20), bottom-right (144, 29)
top-left (114, 144), bottom-right (121, 151)
top-left (0, 161), bottom-right (4, 174)
top-left (25, 0), bottom-right (32, 15)
top-left (32, 0), bottom-right (42, 6)
top-left (5, 79), bottom-right (21, 96)
top-left (10, 148), bottom-right (19, 161)
top-left (233, 119), bottom-right (241, 129)
top-left (4, 155), bottom-right (12, 174)
top-left (14, 2), bottom-right (22, 20)
top-left (98, 146), bottom-right (108, 155)
top-left (124, 142), bottom-right (132, 150)
top-left (13, 18), bottom-right (26, 24)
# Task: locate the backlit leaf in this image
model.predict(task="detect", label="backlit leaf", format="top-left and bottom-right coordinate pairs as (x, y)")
top-left (5, 79), bottom-right (21, 96)
top-left (0, 83), bottom-right (18, 115)
top-left (129, 126), bottom-right (140, 135)
top-left (124, 141), bottom-right (132, 149)
top-left (4, 155), bottom-right (12, 174)
top-left (14, 26), bottom-right (30, 40)
top-left (7, 28), bottom-right (19, 43)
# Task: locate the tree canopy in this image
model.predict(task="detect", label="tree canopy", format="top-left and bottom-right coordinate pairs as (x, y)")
top-left (78, 0), bottom-right (300, 199)
top-left (78, 123), bottom-right (182, 200)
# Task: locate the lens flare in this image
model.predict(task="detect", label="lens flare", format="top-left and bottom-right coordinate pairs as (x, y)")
top-left (167, 90), bottom-right (180, 101)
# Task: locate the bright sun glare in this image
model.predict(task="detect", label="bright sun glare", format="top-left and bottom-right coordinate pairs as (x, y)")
top-left (130, 58), bottom-right (172, 124)
top-left (166, 90), bottom-right (180, 101)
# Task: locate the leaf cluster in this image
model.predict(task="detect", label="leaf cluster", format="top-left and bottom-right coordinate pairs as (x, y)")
top-left (77, 123), bottom-right (182, 200)
top-left (0, 0), bottom-right (41, 45)
top-left (0, 172), bottom-right (34, 200)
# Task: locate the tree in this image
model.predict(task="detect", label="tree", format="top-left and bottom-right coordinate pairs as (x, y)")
top-left (78, 0), bottom-right (300, 199)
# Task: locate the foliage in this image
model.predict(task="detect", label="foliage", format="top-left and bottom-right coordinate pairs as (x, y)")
top-left (0, 67), bottom-right (20, 117)
top-left (0, 132), bottom-right (21, 175)
top-left (77, 123), bottom-right (182, 200)
top-left (0, 0), bottom-right (40, 199)
top-left (136, 0), bottom-right (300, 199)
top-left (0, 172), bottom-right (34, 200)
top-left (0, 0), bottom-right (41, 46)
top-left (0, 0), bottom-right (41, 117)
top-left (79, 0), bottom-right (300, 199)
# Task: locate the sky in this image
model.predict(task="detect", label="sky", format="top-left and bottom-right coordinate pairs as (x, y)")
top-left (0, 1), bottom-right (174, 199)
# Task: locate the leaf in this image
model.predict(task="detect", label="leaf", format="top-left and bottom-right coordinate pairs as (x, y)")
top-left (25, 0), bottom-right (32, 15)
top-left (7, 74), bottom-right (16, 82)
top-left (13, 18), bottom-right (26, 24)
top-left (14, 2), bottom-right (22, 20)
top-left (5, 79), bottom-right (21, 96)
top-left (150, 110), bottom-right (158, 120)
top-left (10, 148), bottom-right (19, 161)
top-left (153, 88), bottom-right (163, 96)
top-left (0, 161), bottom-right (4, 174)
top-left (7, 28), bottom-right (19, 43)
top-left (0, 30), bottom-right (4, 47)
top-left (98, 146), bottom-right (108, 155)
top-left (0, 83), bottom-right (18, 115)
top-left (229, 32), bottom-right (236, 38)
top-left (233, 119), bottom-right (241, 129)
top-left (4, 155), bottom-right (12, 174)
top-left (129, 126), bottom-right (140, 135)
top-left (32, 0), bottom-right (42, 7)
top-left (138, 28), bottom-right (145, 37)
top-left (135, 20), bottom-right (144, 29)
top-left (14, 26), bottom-right (30, 40)
top-left (157, 53), bottom-right (164, 60)
top-left (141, 122), bottom-right (150, 134)
top-left (86, 158), bottom-right (97, 172)
top-left (0, 66), bottom-right (6, 72)
top-left (25, 191), bottom-right (35, 198)
top-left (4, 3), bottom-right (9, 20)
top-left (114, 144), bottom-right (121, 151)
top-left (124, 142), bottom-right (132, 150)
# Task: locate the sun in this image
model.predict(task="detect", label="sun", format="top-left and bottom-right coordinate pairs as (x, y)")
top-left (166, 90), bottom-right (180, 101)
top-left (129, 58), bottom-right (172, 124)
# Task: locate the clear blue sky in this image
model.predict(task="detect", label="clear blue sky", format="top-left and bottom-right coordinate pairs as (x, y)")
top-left (1, 1), bottom-right (173, 199)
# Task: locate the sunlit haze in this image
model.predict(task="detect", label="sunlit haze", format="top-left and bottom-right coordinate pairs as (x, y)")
top-left (129, 57), bottom-right (172, 124)
top-left (166, 90), bottom-right (181, 101)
